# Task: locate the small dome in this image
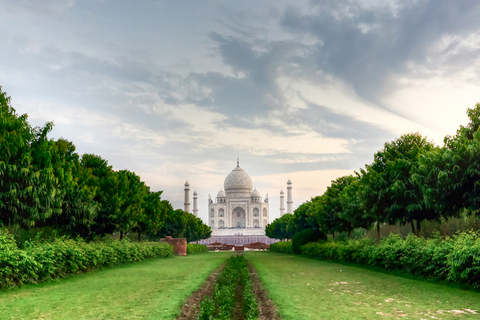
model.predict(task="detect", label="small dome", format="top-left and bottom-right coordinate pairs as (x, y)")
top-left (280, 189), bottom-right (284, 194)
top-left (251, 188), bottom-right (261, 197)
top-left (224, 165), bottom-right (253, 193)
top-left (217, 189), bottom-right (226, 198)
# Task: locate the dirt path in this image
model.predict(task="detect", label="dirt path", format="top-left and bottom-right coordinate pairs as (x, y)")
top-left (248, 262), bottom-right (282, 320)
top-left (177, 263), bottom-right (225, 320)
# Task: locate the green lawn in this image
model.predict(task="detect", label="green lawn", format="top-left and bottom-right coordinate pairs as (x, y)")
top-left (246, 251), bottom-right (480, 320)
top-left (0, 252), bottom-right (232, 320)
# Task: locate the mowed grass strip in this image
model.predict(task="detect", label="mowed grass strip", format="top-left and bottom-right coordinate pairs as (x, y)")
top-left (246, 251), bottom-right (480, 320)
top-left (0, 252), bottom-right (232, 319)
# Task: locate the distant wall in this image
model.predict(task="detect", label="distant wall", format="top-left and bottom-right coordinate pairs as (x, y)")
top-left (198, 235), bottom-right (279, 245)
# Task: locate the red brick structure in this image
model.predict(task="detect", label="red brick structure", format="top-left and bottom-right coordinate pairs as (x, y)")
top-left (160, 236), bottom-right (187, 256)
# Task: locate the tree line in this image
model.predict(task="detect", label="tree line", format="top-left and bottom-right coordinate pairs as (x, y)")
top-left (267, 103), bottom-right (480, 240)
top-left (0, 87), bottom-right (211, 242)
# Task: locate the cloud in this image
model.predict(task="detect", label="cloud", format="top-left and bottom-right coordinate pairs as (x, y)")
top-left (280, 0), bottom-right (480, 107)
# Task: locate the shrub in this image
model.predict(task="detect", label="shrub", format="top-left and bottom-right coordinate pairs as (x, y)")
top-left (187, 243), bottom-right (208, 254)
top-left (294, 231), bottom-right (480, 288)
top-left (292, 228), bottom-right (326, 254)
top-left (0, 229), bottom-right (173, 289)
top-left (269, 241), bottom-right (293, 254)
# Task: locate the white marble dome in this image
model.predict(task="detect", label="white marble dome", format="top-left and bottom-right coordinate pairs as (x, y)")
top-left (251, 188), bottom-right (261, 197)
top-left (224, 165), bottom-right (253, 193)
top-left (217, 189), bottom-right (226, 198)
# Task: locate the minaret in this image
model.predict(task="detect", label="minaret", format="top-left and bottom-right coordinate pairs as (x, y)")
top-left (184, 180), bottom-right (190, 213)
top-left (287, 179), bottom-right (293, 214)
top-left (193, 190), bottom-right (198, 217)
top-left (280, 189), bottom-right (285, 216)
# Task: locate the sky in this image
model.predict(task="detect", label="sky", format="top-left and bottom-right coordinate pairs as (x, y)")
top-left (1, 0), bottom-right (480, 223)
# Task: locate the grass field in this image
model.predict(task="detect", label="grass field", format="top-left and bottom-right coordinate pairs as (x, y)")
top-left (246, 251), bottom-right (480, 320)
top-left (3, 251), bottom-right (480, 319)
top-left (0, 252), bottom-right (232, 320)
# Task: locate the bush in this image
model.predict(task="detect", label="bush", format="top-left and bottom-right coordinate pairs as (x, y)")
top-left (292, 228), bottom-right (326, 254)
top-left (187, 243), bottom-right (208, 254)
top-left (0, 229), bottom-right (173, 289)
top-left (269, 241), bottom-right (293, 254)
top-left (296, 231), bottom-right (480, 288)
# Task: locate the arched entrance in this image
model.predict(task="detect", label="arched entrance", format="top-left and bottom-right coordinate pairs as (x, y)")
top-left (233, 207), bottom-right (246, 228)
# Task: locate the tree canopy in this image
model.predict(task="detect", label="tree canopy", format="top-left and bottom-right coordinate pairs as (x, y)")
top-left (0, 87), bottom-right (210, 242)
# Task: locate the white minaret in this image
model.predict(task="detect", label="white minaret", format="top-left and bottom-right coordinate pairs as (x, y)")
top-left (287, 179), bottom-right (293, 214)
top-left (280, 189), bottom-right (285, 216)
top-left (193, 190), bottom-right (198, 217)
top-left (184, 180), bottom-right (191, 213)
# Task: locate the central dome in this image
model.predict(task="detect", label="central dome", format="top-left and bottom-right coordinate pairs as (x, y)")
top-left (224, 165), bottom-right (253, 193)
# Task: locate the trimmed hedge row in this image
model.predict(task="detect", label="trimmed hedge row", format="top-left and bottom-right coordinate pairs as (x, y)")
top-left (270, 241), bottom-right (293, 254)
top-left (187, 243), bottom-right (208, 254)
top-left (299, 231), bottom-right (480, 287)
top-left (0, 229), bottom-right (173, 289)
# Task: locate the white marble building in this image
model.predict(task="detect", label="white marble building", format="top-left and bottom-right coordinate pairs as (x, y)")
top-left (184, 160), bottom-right (293, 237)
top-left (207, 160), bottom-right (269, 235)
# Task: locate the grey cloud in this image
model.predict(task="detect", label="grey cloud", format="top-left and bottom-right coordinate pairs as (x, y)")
top-left (296, 102), bottom-right (393, 140)
top-left (280, 0), bottom-right (480, 105)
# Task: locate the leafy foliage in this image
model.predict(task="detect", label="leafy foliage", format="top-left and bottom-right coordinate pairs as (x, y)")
top-left (299, 231), bottom-right (480, 287)
top-left (0, 88), bottom-right (210, 243)
top-left (269, 241), bottom-right (293, 254)
top-left (0, 229), bottom-right (173, 289)
top-left (265, 213), bottom-right (294, 240)
top-left (292, 228), bottom-right (326, 254)
top-left (198, 255), bottom-right (258, 320)
top-left (187, 243), bottom-right (208, 254)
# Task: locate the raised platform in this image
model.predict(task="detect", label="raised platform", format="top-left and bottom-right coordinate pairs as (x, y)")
top-left (211, 227), bottom-right (266, 236)
top-left (198, 234), bottom-right (279, 245)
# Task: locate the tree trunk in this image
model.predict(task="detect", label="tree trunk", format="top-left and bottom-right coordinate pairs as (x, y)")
top-left (120, 230), bottom-right (124, 240)
top-left (416, 219), bottom-right (421, 235)
top-left (347, 228), bottom-right (351, 239)
top-left (137, 231), bottom-right (141, 242)
top-left (332, 231), bottom-right (335, 239)
top-left (411, 221), bottom-right (415, 234)
top-left (377, 222), bottom-right (380, 241)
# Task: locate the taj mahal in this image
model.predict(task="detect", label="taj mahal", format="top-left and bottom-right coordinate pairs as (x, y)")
top-left (183, 159), bottom-right (292, 240)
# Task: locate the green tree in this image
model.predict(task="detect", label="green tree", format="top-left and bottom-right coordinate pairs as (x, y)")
top-left (338, 175), bottom-right (374, 232)
top-left (115, 170), bottom-right (146, 239)
top-left (81, 154), bottom-right (118, 237)
top-left (0, 87), bottom-right (60, 228)
top-left (133, 188), bottom-right (166, 241)
top-left (42, 139), bottom-right (99, 237)
top-left (184, 213), bottom-right (212, 242)
top-left (265, 213), bottom-right (294, 240)
top-left (417, 104), bottom-right (480, 217)
top-left (361, 132), bottom-right (436, 236)
top-left (157, 209), bottom-right (188, 238)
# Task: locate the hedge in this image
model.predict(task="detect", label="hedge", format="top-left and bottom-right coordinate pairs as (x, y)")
top-left (0, 229), bottom-right (173, 289)
top-left (270, 241), bottom-right (293, 254)
top-left (187, 243), bottom-right (208, 254)
top-left (299, 231), bottom-right (480, 288)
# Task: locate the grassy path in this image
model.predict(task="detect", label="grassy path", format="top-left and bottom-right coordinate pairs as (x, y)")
top-left (246, 251), bottom-right (480, 320)
top-left (0, 252), bottom-right (232, 319)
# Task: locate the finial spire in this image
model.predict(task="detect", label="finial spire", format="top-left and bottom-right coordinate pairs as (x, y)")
top-left (237, 157), bottom-right (239, 167)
